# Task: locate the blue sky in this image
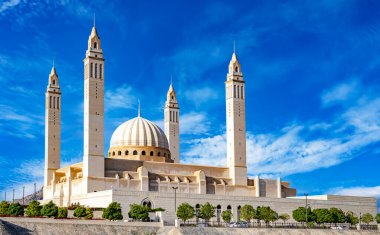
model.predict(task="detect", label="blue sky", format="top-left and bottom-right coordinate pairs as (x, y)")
top-left (0, 0), bottom-right (379, 210)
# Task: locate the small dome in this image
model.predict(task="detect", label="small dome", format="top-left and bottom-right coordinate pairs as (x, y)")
top-left (110, 116), bottom-right (169, 149)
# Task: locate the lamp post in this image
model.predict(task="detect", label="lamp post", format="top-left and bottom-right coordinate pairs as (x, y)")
top-left (304, 193), bottom-right (309, 224)
top-left (172, 187), bottom-right (178, 214)
top-left (12, 189), bottom-right (15, 203)
top-left (22, 186), bottom-right (25, 205)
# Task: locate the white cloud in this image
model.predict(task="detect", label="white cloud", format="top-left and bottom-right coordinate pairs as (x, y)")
top-left (182, 80), bottom-right (380, 178)
top-left (0, 0), bottom-right (20, 13)
top-left (321, 80), bottom-right (359, 107)
top-left (180, 112), bottom-right (211, 135)
top-left (329, 186), bottom-right (380, 199)
top-left (105, 84), bottom-right (136, 111)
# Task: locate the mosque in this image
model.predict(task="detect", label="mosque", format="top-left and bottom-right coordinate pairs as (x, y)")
top-left (42, 24), bottom-right (376, 222)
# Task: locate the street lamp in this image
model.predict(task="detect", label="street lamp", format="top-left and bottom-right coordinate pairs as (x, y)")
top-left (172, 187), bottom-right (178, 214)
top-left (304, 193), bottom-right (309, 224)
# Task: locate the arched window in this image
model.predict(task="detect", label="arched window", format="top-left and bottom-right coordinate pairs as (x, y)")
top-left (49, 96), bottom-right (52, 108)
top-left (95, 63), bottom-right (98, 78)
top-left (99, 64), bottom-right (102, 79)
top-left (216, 205), bottom-right (221, 223)
top-left (53, 97), bottom-right (56, 109)
top-left (150, 151), bottom-right (154, 156)
top-left (237, 205), bottom-right (241, 221)
top-left (195, 204), bottom-right (200, 223)
top-left (125, 150), bottom-right (129, 155)
top-left (118, 151), bottom-right (121, 156)
top-left (57, 97), bottom-right (60, 110)
top-left (157, 152), bottom-right (161, 156)
top-left (133, 150), bottom-right (138, 155)
top-left (52, 79), bottom-right (55, 85)
top-left (227, 205), bottom-right (231, 211)
top-left (235, 66), bottom-right (238, 73)
top-left (94, 42), bottom-right (97, 49)
top-left (241, 86), bottom-right (244, 99)
top-left (163, 153), bottom-right (166, 157)
top-left (170, 111), bottom-right (172, 122)
top-left (171, 96), bottom-right (174, 99)
top-left (233, 85), bottom-right (236, 98)
top-left (112, 151), bottom-right (115, 156)
top-left (142, 151), bottom-right (146, 156)
top-left (90, 63), bottom-right (93, 77)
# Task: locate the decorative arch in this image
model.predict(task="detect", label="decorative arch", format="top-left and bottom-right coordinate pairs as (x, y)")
top-left (216, 205), bottom-right (221, 223)
top-left (125, 150), bottom-right (129, 155)
top-left (237, 205), bottom-right (241, 221)
top-left (94, 42), bottom-right (97, 49)
top-left (133, 150), bottom-right (138, 155)
top-left (195, 204), bottom-right (201, 223)
top-left (141, 197), bottom-right (154, 209)
top-left (118, 151), bottom-right (121, 156)
top-left (235, 66), bottom-right (238, 73)
top-left (112, 151), bottom-right (115, 156)
top-left (142, 151), bottom-right (146, 156)
top-left (150, 151), bottom-right (154, 156)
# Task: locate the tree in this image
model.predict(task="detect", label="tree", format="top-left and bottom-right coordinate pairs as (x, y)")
top-left (0, 201), bottom-right (10, 216)
top-left (345, 211), bottom-right (359, 225)
top-left (8, 203), bottom-right (24, 216)
top-left (176, 203), bottom-right (194, 224)
top-left (85, 208), bottom-right (93, 219)
top-left (376, 213), bottom-right (380, 224)
top-left (329, 208), bottom-right (345, 225)
top-left (103, 202), bottom-right (123, 220)
top-left (199, 202), bottom-right (215, 222)
top-left (278, 213), bottom-right (290, 223)
top-left (257, 206), bottom-right (278, 225)
top-left (128, 204), bottom-right (149, 221)
top-left (361, 213), bottom-right (374, 225)
top-left (240, 205), bottom-right (256, 223)
top-left (292, 207), bottom-right (315, 223)
top-left (57, 207), bottom-right (68, 219)
top-left (221, 210), bottom-right (232, 223)
top-left (41, 201), bottom-right (58, 218)
top-left (313, 208), bottom-right (332, 224)
top-left (25, 200), bottom-right (42, 217)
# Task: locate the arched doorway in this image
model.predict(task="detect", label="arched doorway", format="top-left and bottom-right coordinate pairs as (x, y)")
top-left (237, 205), bottom-right (241, 221)
top-left (195, 204), bottom-right (200, 223)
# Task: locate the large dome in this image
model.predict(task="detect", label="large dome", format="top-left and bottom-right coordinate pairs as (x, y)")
top-left (110, 116), bottom-right (169, 149)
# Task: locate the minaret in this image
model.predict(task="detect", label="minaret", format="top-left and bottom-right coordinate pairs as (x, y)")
top-left (44, 65), bottom-right (61, 187)
top-left (225, 50), bottom-right (247, 185)
top-left (83, 23), bottom-right (105, 189)
top-left (164, 82), bottom-right (180, 163)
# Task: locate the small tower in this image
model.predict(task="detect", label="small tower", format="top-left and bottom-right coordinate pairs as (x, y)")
top-left (225, 50), bottom-right (247, 185)
top-left (83, 23), bottom-right (105, 191)
top-left (44, 66), bottom-right (61, 187)
top-left (164, 82), bottom-right (180, 163)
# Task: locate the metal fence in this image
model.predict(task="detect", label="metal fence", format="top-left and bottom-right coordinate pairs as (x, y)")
top-left (180, 221), bottom-right (378, 230)
top-left (1, 183), bottom-right (42, 205)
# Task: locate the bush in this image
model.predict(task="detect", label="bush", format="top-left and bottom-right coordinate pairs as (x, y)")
top-left (25, 200), bottom-right (42, 217)
top-left (221, 210), bottom-right (232, 223)
top-left (292, 207), bottom-right (315, 223)
top-left (103, 202), bottom-right (123, 220)
top-left (74, 205), bottom-right (93, 219)
top-left (377, 213), bottom-right (380, 224)
top-left (256, 206), bottom-right (278, 225)
top-left (41, 201), bottom-right (58, 218)
top-left (128, 204), bottom-right (150, 221)
top-left (279, 213), bottom-right (290, 223)
top-left (313, 208), bottom-right (331, 224)
top-left (329, 208), bottom-right (345, 224)
top-left (150, 207), bottom-right (165, 212)
top-left (345, 211), bottom-right (359, 225)
top-left (8, 203), bottom-right (24, 216)
top-left (361, 213), bottom-right (374, 225)
top-left (240, 205), bottom-right (256, 223)
top-left (56, 207), bottom-right (68, 219)
top-left (0, 201), bottom-right (10, 216)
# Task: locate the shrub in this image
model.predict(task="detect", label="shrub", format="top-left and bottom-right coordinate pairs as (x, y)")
top-left (240, 205), bottom-right (256, 223)
top-left (292, 207), bottom-right (315, 223)
top-left (128, 204), bottom-right (150, 221)
top-left (25, 200), bottom-right (42, 217)
top-left (257, 206), bottom-right (278, 225)
top-left (0, 201), bottom-right (10, 216)
top-left (376, 213), bottom-right (380, 224)
top-left (41, 201), bottom-right (58, 218)
top-left (56, 207), bottom-right (68, 219)
top-left (345, 211), bottom-right (359, 225)
top-left (221, 210), bottom-right (232, 223)
top-left (329, 208), bottom-right (345, 224)
top-left (8, 203), bottom-right (24, 216)
top-left (361, 213), bottom-right (374, 225)
top-left (74, 205), bottom-right (93, 219)
top-left (103, 202), bottom-right (123, 220)
top-left (199, 202), bottom-right (215, 222)
top-left (279, 213), bottom-right (290, 223)
top-left (176, 203), bottom-right (195, 224)
top-left (313, 208), bottom-right (331, 224)
top-left (150, 207), bottom-right (165, 212)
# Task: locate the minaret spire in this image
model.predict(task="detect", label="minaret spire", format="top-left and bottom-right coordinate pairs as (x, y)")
top-left (138, 99), bottom-right (141, 117)
top-left (93, 13), bottom-right (96, 28)
top-left (233, 40), bottom-right (236, 54)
